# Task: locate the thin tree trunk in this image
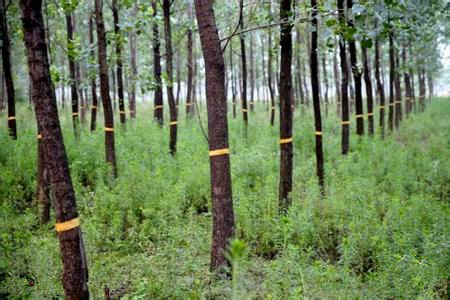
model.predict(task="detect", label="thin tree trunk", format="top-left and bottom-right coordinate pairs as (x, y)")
top-left (268, 27), bottom-right (276, 126)
top-left (229, 37), bottom-right (237, 119)
top-left (394, 50), bottom-right (402, 127)
top-left (1, 0), bottom-right (16, 139)
top-left (0, 72), bottom-right (4, 111)
top-left (418, 66), bottom-right (426, 112)
top-left (296, 29), bottom-right (305, 110)
top-left (388, 25), bottom-right (395, 131)
top-left (362, 46), bottom-right (374, 135)
top-left (194, 0), bottom-right (235, 271)
top-left (152, 0), bottom-right (163, 125)
top-left (402, 46), bottom-right (412, 117)
top-left (249, 33), bottom-right (255, 112)
top-left (89, 15), bottom-right (98, 131)
top-left (333, 40), bottom-right (341, 116)
top-left (347, 0), bottom-right (364, 136)
top-left (20, 1), bottom-right (89, 297)
top-left (112, 0), bottom-right (126, 124)
top-left (338, 0), bottom-right (349, 154)
top-left (66, 12), bottom-right (79, 136)
top-left (163, 0), bottom-right (177, 156)
top-left (186, 3), bottom-right (194, 117)
top-left (239, 2), bottom-right (248, 128)
top-left (375, 38), bottom-right (386, 138)
top-left (322, 55), bottom-right (329, 116)
top-left (310, 0), bottom-right (325, 194)
top-left (129, 0), bottom-right (137, 119)
top-left (95, 0), bottom-right (117, 178)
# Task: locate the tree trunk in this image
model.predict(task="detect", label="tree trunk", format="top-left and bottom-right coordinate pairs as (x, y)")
top-left (20, 1), bottom-right (89, 297)
top-left (338, 0), bottom-right (349, 155)
top-left (347, 0), bottom-right (364, 136)
top-left (89, 15), bottom-right (98, 131)
top-left (268, 28), bottom-right (276, 126)
top-left (375, 38), bottom-right (386, 138)
top-left (362, 46), bottom-right (374, 135)
top-left (333, 40), bottom-right (341, 116)
top-left (402, 46), bottom-right (412, 117)
top-left (249, 33), bottom-right (255, 112)
top-left (0, 73), bottom-right (4, 111)
top-left (129, 0), bottom-right (137, 119)
top-left (186, 3), bottom-right (194, 117)
top-left (239, 3), bottom-right (248, 128)
top-left (427, 72), bottom-right (433, 101)
top-left (418, 67), bottom-right (426, 112)
top-left (296, 29), bottom-right (305, 110)
top-left (194, 0), bottom-right (235, 272)
top-left (394, 50), bottom-right (402, 127)
top-left (229, 36), bottom-right (237, 119)
top-left (322, 55), bottom-right (329, 116)
top-left (95, 0), bottom-right (117, 178)
top-left (388, 26), bottom-right (395, 131)
top-left (163, 0), bottom-right (177, 156)
top-left (278, 0), bottom-right (294, 212)
top-left (66, 12), bottom-right (79, 136)
top-left (310, 0), bottom-right (325, 194)
top-left (152, 1), bottom-right (163, 125)
top-left (112, 0), bottom-right (126, 124)
top-left (1, 0), bottom-right (17, 139)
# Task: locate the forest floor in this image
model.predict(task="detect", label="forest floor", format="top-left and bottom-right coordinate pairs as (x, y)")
top-left (0, 98), bottom-right (449, 299)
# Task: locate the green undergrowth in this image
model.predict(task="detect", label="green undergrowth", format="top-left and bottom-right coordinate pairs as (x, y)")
top-left (0, 99), bottom-right (448, 299)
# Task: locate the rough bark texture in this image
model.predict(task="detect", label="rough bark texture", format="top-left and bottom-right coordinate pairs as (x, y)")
top-left (20, 1), bottom-right (89, 297)
top-left (95, 0), bottom-right (117, 178)
top-left (388, 26), bottom-right (395, 131)
top-left (1, 0), bottom-right (16, 139)
top-left (66, 12), bottom-right (79, 136)
top-left (375, 38), bottom-right (386, 138)
top-left (347, 0), bottom-right (364, 136)
top-left (362, 46), bottom-right (374, 135)
top-left (310, 0), bottom-right (325, 193)
top-left (152, 0), bottom-right (163, 125)
top-left (278, 0), bottom-right (294, 211)
top-left (89, 15), bottom-right (98, 131)
top-left (163, 0), bottom-right (177, 155)
top-left (112, 0), bottom-right (126, 124)
top-left (194, 0), bottom-right (235, 271)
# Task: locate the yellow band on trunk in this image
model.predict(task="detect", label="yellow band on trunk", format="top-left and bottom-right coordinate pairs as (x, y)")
top-left (55, 217), bottom-right (80, 233)
top-left (209, 148), bottom-right (229, 157)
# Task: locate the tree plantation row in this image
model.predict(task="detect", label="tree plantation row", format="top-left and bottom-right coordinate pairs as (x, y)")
top-left (0, 0), bottom-right (448, 298)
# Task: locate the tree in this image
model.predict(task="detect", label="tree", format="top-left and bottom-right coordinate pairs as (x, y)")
top-left (20, 0), bottom-right (89, 297)
top-left (112, 0), bottom-right (126, 124)
top-left (338, 0), bottom-right (350, 154)
top-left (347, 0), bottom-right (364, 136)
top-left (388, 25), bottom-right (395, 131)
top-left (186, 2), bottom-right (194, 117)
top-left (362, 45), bottom-right (374, 135)
top-left (89, 14), bottom-right (98, 131)
top-left (278, 0), bottom-right (294, 212)
top-left (375, 38), bottom-right (386, 138)
top-left (310, 0), bottom-right (325, 193)
top-left (239, 0), bottom-right (248, 129)
top-left (163, 0), bottom-right (178, 156)
top-left (194, 0), bottom-right (235, 271)
top-left (128, 0), bottom-right (137, 119)
top-left (1, 0), bottom-right (17, 139)
top-left (95, 0), bottom-right (117, 178)
top-left (152, 0), bottom-right (163, 125)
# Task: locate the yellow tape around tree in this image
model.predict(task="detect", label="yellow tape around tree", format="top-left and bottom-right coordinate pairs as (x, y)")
top-left (280, 137), bottom-right (293, 144)
top-left (104, 127), bottom-right (114, 132)
top-left (55, 217), bottom-right (80, 233)
top-left (209, 148), bottom-right (229, 157)
top-left (7, 116), bottom-right (16, 120)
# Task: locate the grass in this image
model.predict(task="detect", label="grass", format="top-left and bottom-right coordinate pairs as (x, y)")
top-left (0, 98), bottom-right (448, 299)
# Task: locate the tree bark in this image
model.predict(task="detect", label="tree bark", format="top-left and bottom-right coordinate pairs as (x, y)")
top-left (89, 15), bottom-right (98, 131)
top-left (418, 66), bottom-right (426, 112)
top-left (239, 2), bottom-right (248, 127)
top-left (333, 40), bottom-right (341, 116)
top-left (338, 0), bottom-right (349, 155)
top-left (20, 1), bottom-right (89, 297)
top-left (347, 0), bottom-right (364, 136)
top-left (388, 25), bottom-right (395, 131)
top-left (310, 0), bottom-right (325, 194)
top-left (95, 0), bottom-right (117, 178)
top-left (66, 11), bottom-right (79, 136)
top-left (1, 0), bottom-right (16, 139)
top-left (194, 0), bottom-right (235, 272)
top-left (163, 0), bottom-right (177, 156)
top-left (186, 3), bottom-right (194, 117)
top-left (229, 36), bottom-right (237, 119)
top-left (394, 50), bottom-right (402, 127)
top-left (402, 46), bottom-right (412, 117)
top-left (112, 0), bottom-right (126, 124)
top-left (129, 0), bottom-right (137, 119)
top-left (362, 46), bottom-right (374, 135)
top-left (249, 33), bottom-right (255, 112)
top-left (152, 0), bottom-right (163, 125)
top-left (322, 55), bottom-right (329, 116)
top-left (375, 38), bottom-right (386, 138)
top-left (268, 27), bottom-right (276, 126)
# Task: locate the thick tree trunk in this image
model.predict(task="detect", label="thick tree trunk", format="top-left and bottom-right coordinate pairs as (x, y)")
top-left (20, 1), bottom-right (89, 297)
top-left (186, 4), bottom-right (194, 117)
top-left (388, 26), bottom-right (395, 131)
top-left (1, 0), bottom-right (16, 139)
top-left (362, 46), bottom-right (374, 135)
top-left (112, 0), bottom-right (126, 124)
top-left (95, 0), bottom-right (117, 178)
top-left (89, 15), bottom-right (98, 131)
top-left (338, 0), bottom-right (349, 155)
top-left (129, 0), bottom-right (137, 119)
top-left (239, 4), bottom-right (248, 127)
top-left (194, 0), bottom-right (235, 272)
top-left (66, 12), bottom-right (79, 136)
top-left (152, 0), bottom-right (163, 125)
top-left (310, 0), bottom-right (325, 194)
top-left (163, 0), bottom-right (177, 156)
top-left (375, 39), bottom-right (386, 138)
top-left (347, 0), bottom-right (364, 136)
